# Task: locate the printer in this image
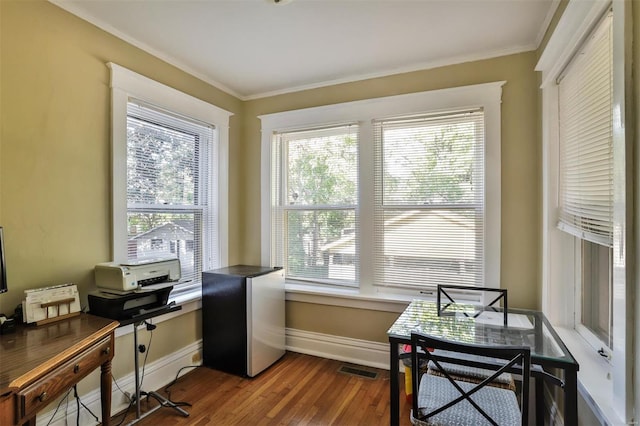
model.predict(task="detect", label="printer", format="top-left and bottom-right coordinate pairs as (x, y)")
top-left (94, 258), bottom-right (181, 292)
top-left (88, 283), bottom-right (176, 323)
top-left (89, 258), bottom-right (182, 322)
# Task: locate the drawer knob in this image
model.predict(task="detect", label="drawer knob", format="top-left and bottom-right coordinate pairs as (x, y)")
top-left (38, 392), bottom-right (48, 402)
top-left (102, 347), bottom-right (110, 356)
top-left (73, 364), bottom-right (80, 374)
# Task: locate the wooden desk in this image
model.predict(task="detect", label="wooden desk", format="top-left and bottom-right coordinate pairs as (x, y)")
top-left (0, 314), bottom-right (118, 425)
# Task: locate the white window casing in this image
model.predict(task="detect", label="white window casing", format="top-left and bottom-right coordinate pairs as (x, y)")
top-left (536, 1), bottom-right (634, 423)
top-left (260, 82), bottom-right (503, 300)
top-left (109, 63), bottom-right (232, 296)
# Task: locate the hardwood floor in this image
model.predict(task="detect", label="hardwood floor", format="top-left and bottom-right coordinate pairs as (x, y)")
top-left (112, 352), bottom-right (412, 425)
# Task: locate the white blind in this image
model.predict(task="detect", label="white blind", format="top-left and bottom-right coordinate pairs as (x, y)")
top-left (126, 100), bottom-right (217, 289)
top-left (373, 110), bottom-right (485, 289)
top-left (558, 12), bottom-right (613, 247)
top-left (272, 124), bottom-right (358, 286)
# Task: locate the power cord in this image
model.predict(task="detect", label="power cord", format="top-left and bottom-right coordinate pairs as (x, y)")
top-left (112, 320), bottom-right (156, 425)
top-left (111, 373), bottom-right (135, 426)
top-left (162, 365), bottom-right (203, 407)
top-left (44, 385), bottom-right (99, 425)
top-left (138, 321), bottom-right (155, 391)
top-left (73, 385), bottom-right (99, 424)
top-left (45, 388), bottom-right (73, 426)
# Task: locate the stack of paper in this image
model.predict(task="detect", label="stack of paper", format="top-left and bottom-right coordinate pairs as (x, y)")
top-left (23, 283), bottom-right (81, 324)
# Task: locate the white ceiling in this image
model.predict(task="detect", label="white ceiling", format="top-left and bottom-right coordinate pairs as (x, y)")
top-left (51, 0), bottom-right (558, 100)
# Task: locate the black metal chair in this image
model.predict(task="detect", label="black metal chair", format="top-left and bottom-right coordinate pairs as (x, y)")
top-left (401, 286), bottom-right (513, 400)
top-left (437, 284), bottom-right (508, 326)
top-left (435, 283), bottom-right (562, 423)
top-left (410, 332), bottom-right (530, 426)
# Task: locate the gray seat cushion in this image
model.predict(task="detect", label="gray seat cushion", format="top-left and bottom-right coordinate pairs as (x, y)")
top-left (411, 373), bottom-right (521, 426)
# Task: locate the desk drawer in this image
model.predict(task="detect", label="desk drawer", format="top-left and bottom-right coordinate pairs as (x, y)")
top-left (17, 336), bottom-right (113, 420)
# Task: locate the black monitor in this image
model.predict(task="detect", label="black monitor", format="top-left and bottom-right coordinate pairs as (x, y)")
top-left (0, 227), bottom-right (6, 294)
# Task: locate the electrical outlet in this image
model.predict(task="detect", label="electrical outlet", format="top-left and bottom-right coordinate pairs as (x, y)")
top-left (191, 351), bottom-right (202, 363)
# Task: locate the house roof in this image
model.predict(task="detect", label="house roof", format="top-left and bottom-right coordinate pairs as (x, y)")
top-left (322, 210), bottom-right (476, 259)
top-left (130, 221), bottom-right (193, 241)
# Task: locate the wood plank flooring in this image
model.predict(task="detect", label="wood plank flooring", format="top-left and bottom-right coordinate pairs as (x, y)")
top-left (112, 351), bottom-right (412, 425)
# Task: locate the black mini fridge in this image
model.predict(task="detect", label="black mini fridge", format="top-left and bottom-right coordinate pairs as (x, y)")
top-left (202, 265), bottom-right (285, 377)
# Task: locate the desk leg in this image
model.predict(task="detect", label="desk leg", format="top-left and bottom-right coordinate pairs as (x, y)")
top-left (564, 369), bottom-right (578, 426)
top-left (389, 339), bottom-right (400, 426)
top-left (101, 358), bottom-right (112, 426)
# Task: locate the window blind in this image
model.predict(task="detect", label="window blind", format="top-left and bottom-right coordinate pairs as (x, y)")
top-left (557, 13), bottom-right (613, 247)
top-left (272, 124), bottom-right (358, 286)
top-left (373, 110), bottom-right (485, 289)
top-left (126, 100), bottom-right (217, 289)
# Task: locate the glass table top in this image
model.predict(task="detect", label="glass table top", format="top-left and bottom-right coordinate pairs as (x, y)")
top-left (387, 299), bottom-right (578, 368)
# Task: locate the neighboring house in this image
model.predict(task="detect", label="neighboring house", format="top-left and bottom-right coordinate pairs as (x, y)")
top-left (128, 220), bottom-right (194, 269)
top-left (321, 211), bottom-right (478, 284)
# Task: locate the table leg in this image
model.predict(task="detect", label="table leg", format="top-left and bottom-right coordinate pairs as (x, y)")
top-left (535, 376), bottom-right (544, 425)
top-left (389, 340), bottom-right (400, 426)
top-left (101, 358), bottom-right (112, 426)
top-left (564, 369), bottom-right (578, 426)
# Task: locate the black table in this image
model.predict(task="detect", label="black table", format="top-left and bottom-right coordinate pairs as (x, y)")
top-left (387, 299), bottom-right (579, 425)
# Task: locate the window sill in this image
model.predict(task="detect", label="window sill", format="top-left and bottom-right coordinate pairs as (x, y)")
top-left (285, 282), bottom-right (413, 313)
top-left (553, 327), bottom-right (624, 425)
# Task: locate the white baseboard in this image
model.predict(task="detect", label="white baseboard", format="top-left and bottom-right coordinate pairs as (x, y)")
top-left (37, 328), bottom-right (390, 425)
top-left (37, 340), bottom-right (203, 426)
top-left (285, 327), bottom-right (390, 370)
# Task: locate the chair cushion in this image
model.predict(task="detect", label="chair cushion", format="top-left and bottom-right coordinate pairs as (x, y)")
top-left (411, 374), bottom-right (521, 426)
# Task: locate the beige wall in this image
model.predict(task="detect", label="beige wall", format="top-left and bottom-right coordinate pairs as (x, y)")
top-left (634, 0), bottom-right (639, 418)
top-left (244, 52), bottom-right (542, 341)
top-left (3, 0), bottom-right (635, 422)
top-left (3, 0), bottom-right (541, 370)
top-left (0, 0), bottom-right (240, 406)
top-left (0, 0), bottom-right (243, 315)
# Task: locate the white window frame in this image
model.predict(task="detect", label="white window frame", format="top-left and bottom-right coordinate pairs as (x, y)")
top-left (109, 63), bottom-right (232, 303)
top-left (537, 1), bottom-right (634, 424)
top-left (272, 124), bottom-right (360, 288)
top-left (260, 82), bottom-right (503, 307)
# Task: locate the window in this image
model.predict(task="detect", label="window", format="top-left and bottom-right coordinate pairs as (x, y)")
top-left (109, 63), bottom-right (232, 296)
top-left (579, 239), bottom-right (611, 347)
top-left (537, 1), bottom-right (632, 423)
top-left (373, 111), bottom-right (485, 289)
top-left (261, 82), bottom-right (503, 297)
top-left (557, 10), bottom-right (613, 352)
top-left (126, 101), bottom-right (215, 287)
top-left (271, 125), bottom-right (359, 287)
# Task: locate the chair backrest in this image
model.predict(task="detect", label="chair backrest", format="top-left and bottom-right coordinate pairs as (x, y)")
top-left (437, 284), bottom-right (508, 326)
top-left (410, 331), bottom-right (530, 426)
